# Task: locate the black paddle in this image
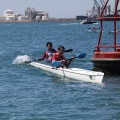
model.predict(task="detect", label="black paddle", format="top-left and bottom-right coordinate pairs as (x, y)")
top-left (64, 49), bottom-right (73, 52)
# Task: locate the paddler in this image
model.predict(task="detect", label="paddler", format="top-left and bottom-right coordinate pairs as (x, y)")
top-left (92, 26), bottom-right (97, 31)
top-left (52, 46), bottom-right (74, 68)
top-left (118, 27), bottom-right (120, 33)
top-left (36, 42), bottom-right (57, 63)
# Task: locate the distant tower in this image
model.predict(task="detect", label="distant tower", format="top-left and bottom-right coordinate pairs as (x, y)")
top-left (108, 5), bottom-right (111, 15)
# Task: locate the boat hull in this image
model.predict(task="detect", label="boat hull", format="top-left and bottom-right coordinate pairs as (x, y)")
top-left (80, 21), bottom-right (96, 24)
top-left (87, 30), bottom-right (103, 33)
top-left (82, 22), bottom-right (96, 24)
top-left (91, 58), bottom-right (120, 75)
top-left (30, 62), bottom-right (104, 83)
top-left (91, 52), bottom-right (120, 75)
top-left (108, 31), bottom-right (120, 34)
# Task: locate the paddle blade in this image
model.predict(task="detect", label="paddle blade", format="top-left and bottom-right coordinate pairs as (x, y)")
top-left (52, 61), bottom-right (60, 67)
top-left (76, 53), bottom-right (86, 58)
top-left (64, 49), bottom-right (73, 52)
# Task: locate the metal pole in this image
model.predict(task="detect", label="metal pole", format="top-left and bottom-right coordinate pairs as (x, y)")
top-left (97, 0), bottom-right (109, 52)
top-left (114, 0), bottom-right (119, 51)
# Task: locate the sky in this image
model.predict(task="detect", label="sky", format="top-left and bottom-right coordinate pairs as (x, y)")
top-left (0, 0), bottom-right (115, 18)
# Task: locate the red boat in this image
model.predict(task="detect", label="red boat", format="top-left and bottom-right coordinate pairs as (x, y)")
top-left (91, 0), bottom-right (120, 75)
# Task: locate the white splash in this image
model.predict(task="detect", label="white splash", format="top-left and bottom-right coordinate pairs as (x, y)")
top-left (12, 55), bottom-right (32, 64)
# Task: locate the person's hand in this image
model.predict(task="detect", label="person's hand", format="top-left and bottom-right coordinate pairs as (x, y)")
top-left (61, 59), bottom-right (66, 63)
top-left (70, 57), bottom-right (74, 61)
top-left (36, 58), bottom-right (40, 61)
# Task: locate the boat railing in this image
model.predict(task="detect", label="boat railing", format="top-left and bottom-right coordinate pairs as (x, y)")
top-left (95, 45), bottom-right (120, 48)
top-left (95, 45), bottom-right (120, 52)
top-left (97, 17), bottom-right (120, 20)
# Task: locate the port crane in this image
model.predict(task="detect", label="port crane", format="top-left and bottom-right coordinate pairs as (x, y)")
top-left (94, 0), bottom-right (111, 15)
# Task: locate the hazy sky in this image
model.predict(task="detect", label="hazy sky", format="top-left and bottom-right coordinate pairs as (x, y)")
top-left (0, 0), bottom-right (115, 18)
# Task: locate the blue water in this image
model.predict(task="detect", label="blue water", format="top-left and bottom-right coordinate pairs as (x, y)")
top-left (0, 21), bottom-right (120, 120)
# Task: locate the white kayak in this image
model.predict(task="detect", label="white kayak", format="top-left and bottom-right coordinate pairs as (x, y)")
top-left (108, 31), bottom-right (120, 34)
top-left (87, 29), bottom-right (103, 33)
top-left (30, 62), bottom-right (104, 83)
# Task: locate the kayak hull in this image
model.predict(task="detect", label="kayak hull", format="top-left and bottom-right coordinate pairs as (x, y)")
top-left (108, 31), bottom-right (120, 34)
top-left (30, 62), bottom-right (104, 83)
top-left (87, 30), bottom-right (103, 33)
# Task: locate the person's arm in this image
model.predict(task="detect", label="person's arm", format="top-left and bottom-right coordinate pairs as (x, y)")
top-left (59, 55), bottom-right (70, 67)
top-left (66, 58), bottom-right (74, 67)
top-left (36, 51), bottom-right (46, 61)
top-left (36, 57), bottom-right (44, 61)
top-left (61, 57), bottom-right (74, 67)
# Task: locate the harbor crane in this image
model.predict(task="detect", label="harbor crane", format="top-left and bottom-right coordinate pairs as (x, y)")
top-left (94, 0), bottom-right (111, 15)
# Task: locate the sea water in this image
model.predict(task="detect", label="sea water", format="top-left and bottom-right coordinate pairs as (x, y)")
top-left (0, 22), bottom-right (120, 120)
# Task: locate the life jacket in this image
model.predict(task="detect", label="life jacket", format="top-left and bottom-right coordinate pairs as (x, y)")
top-left (52, 53), bottom-right (66, 68)
top-left (52, 53), bottom-right (65, 61)
top-left (45, 49), bottom-right (56, 62)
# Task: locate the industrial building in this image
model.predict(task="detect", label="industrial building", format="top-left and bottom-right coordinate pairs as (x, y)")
top-left (0, 7), bottom-right (49, 22)
top-left (3, 9), bottom-right (29, 21)
top-left (25, 7), bottom-right (49, 20)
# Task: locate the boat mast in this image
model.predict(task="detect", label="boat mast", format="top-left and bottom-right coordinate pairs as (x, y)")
top-left (97, 0), bottom-right (120, 52)
top-left (97, 0), bottom-right (109, 52)
top-left (114, 0), bottom-right (119, 51)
